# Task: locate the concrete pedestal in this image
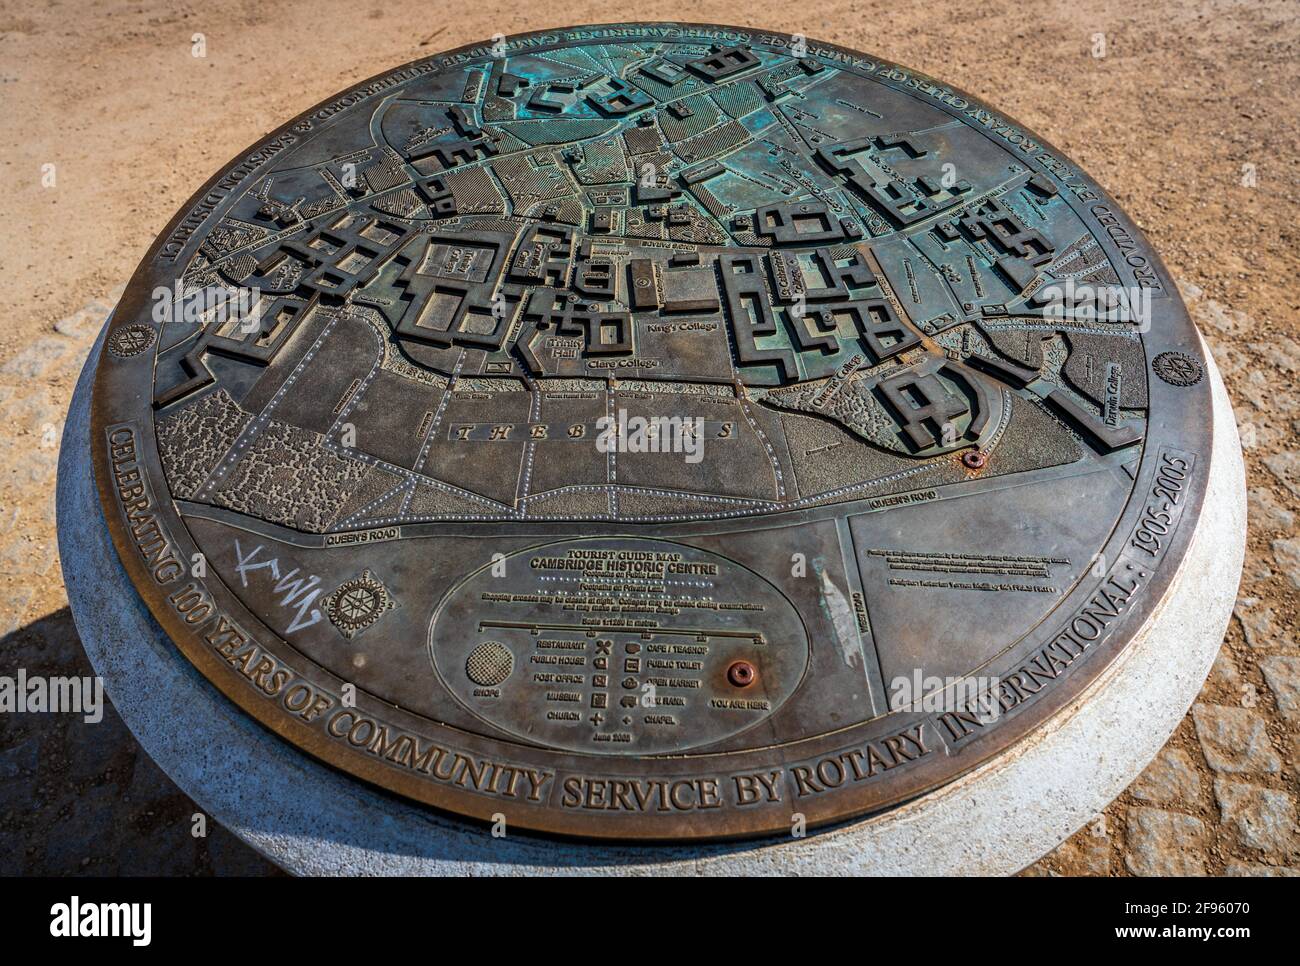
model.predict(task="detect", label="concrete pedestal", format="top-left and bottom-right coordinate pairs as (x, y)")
top-left (57, 324), bottom-right (1246, 875)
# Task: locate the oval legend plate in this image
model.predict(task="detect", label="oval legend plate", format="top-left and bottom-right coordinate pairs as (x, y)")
top-left (91, 23), bottom-right (1213, 841)
top-left (429, 537), bottom-right (810, 755)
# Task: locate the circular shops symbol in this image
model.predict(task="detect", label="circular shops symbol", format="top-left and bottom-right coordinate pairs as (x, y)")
top-left (465, 641), bottom-right (514, 687)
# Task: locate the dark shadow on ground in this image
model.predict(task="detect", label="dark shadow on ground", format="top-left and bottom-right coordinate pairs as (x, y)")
top-left (0, 606), bottom-right (280, 876)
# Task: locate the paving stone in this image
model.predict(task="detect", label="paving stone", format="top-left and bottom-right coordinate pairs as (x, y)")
top-left (1265, 452), bottom-right (1300, 499)
top-left (0, 336), bottom-right (79, 380)
top-left (1249, 487), bottom-right (1296, 532)
top-left (0, 829), bottom-right (24, 875)
top-left (1224, 861), bottom-right (1300, 876)
top-left (0, 386), bottom-right (59, 436)
top-left (54, 300), bottom-right (114, 341)
top-left (1245, 557), bottom-right (1274, 582)
top-left (34, 485), bottom-right (58, 532)
top-left (0, 531), bottom-right (56, 577)
top-left (65, 703), bottom-right (131, 783)
top-left (32, 610), bottom-right (88, 668)
top-left (0, 735), bottom-right (39, 781)
top-left (0, 585), bottom-right (35, 638)
top-left (1187, 291), bottom-right (1250, 336)
top-left (1203, 649), bottom-right (1240, 690)
top-left (1130, 748), bottom-right (1201, 805)
top-left (1048, 833), bottom-right (1111, 876)
top-left (1013, 863), bottom-right (1055, 878)
top-left (40, 783), bottom-right (118, 875)
top-left (118, 812), bottom-right (202, 877)
top-left (1125, 808), bottom-right (1207, 876)
top-left (1189, 288), bottom-right (1243, 323)
top-left (1266, 333), bottom-right (1300, 374)
top-left (1191, 704), bottom-right (1282, 774)
top-left (1214, 779), bottom-right (1297, 855)
top-left (1235, 370), bottom-right (1280, 412)
top-left (1203, 337), bottom-right (1248, 377)
top-left (1273, 538), bottom-right (1300, 590)
top-left (1260, 656), bottom-right (1300, 723)
top-left (1234, 596), bottom-right (1284, 649)
top-left (0, 448), bottom-right (58, 487)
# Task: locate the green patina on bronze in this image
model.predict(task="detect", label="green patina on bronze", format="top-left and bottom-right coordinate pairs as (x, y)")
top-left (90, 24), bottom-right (1213, 840)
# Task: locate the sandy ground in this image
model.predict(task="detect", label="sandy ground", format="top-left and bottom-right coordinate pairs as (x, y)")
top-left (0, 0), bottom-right (1296, 875)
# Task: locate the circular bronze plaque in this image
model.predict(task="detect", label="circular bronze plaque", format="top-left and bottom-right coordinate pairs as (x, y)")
top-left (91, 23), bottom-right (1214, 841)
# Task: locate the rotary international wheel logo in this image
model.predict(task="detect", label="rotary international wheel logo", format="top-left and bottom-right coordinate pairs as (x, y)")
top-left (106, 323), bottom-right (156, 358)
top-left (322, 570), bottom-right (395, 639)
top-left (1152, 351), bottom-right (1204, 387)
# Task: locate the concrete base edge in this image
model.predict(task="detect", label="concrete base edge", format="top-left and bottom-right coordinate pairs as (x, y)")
top-left (57, 324), bottom-right (1246, 875)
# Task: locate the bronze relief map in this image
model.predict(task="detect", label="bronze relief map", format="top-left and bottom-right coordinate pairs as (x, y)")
top-left (91, 24), bottom-right (1213, 840)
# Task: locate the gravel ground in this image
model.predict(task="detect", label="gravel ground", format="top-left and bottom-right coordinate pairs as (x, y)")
top-left (0, 0), bottom-right (1295, 875)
